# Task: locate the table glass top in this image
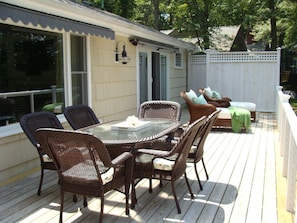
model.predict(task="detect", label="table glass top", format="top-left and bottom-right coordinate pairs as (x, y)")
top-left (80, 119), bottom-right (180, 144)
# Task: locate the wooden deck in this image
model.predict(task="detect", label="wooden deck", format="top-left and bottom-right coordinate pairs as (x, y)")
top-left (0, 112), bottom-right (292, 222)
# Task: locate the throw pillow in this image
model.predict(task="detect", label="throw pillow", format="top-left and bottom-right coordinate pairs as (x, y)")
top-left (192, 95), bottom-right (207, 104)
top-left (204, 86), bottom-right (212, 97)
top-left (186, 89), bottom-right (198, 101)
top-left (212, 90), bottom-right (222, 99)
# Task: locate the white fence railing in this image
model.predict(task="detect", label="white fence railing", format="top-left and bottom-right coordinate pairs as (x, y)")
top-left (276, 86), bottom-right (297, 221)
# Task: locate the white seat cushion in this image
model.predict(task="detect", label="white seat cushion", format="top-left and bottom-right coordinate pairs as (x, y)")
top-left (217, 107), bottom-right (231, 119)
top-left (42, 154), bottom-right (53, 162)
top-left (189, 145), bottom-right (197, 154)
top-left (230, 102), bottom-right (256, 111)
top-left (153, 158), bottom-right (175, 171)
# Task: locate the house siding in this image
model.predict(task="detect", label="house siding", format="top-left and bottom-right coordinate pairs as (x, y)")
top-left (0, 31), bottom-right (190, 183)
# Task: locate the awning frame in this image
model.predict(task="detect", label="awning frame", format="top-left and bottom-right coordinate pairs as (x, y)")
top-left (0, 2), bottom-right (115, 39)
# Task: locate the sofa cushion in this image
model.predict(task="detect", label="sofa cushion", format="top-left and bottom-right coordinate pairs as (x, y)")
top-left (217, 108), bottom-right (231, 119)
top-left (230, 102), bottom-right (256, 111)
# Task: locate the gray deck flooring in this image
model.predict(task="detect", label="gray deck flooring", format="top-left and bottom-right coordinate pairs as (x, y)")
top-left (0, 112), bottom-right (278, 223)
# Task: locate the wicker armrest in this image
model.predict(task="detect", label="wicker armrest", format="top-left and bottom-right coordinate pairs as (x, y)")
top-left (203, 93), bottom-right (231, 102)
top-left (136, 148), bottom-right (171, 157)
top-left (188, 103), bottom-right (216, 124)
top-left (111, 152), bottom-right (133, 166)
top-left (180, 91), bottom-right (217, 124)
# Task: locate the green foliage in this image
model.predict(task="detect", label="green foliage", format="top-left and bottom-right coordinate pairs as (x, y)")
top-left (279, 0), bottom-right (297, 51)
top-left (83, 0), bottom-right (297, 52)
top-left (85, 0), bottom-right (135, 19)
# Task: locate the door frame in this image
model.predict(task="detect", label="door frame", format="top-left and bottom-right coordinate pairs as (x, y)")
top-left (137, 45), bottom-right (170, 106)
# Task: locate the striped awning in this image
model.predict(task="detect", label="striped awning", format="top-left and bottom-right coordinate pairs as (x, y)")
top-left (0, 2), bottom-right (115, 39)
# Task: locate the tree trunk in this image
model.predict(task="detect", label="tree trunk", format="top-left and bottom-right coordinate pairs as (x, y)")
top-left (152, 0), bottom-right (160, 30)
top-left (268, 0), bottom-right (277, 50)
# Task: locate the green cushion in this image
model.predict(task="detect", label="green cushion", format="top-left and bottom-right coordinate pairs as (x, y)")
top-left (42, 103), bottom-right (63, 112)
top-left (204, 87), bottom-right (212, 97)
top-left (212, 90), bottom-right (222, 99)
top-left (192, 95), bottom-right (207, 104)
top-left (186, 89), bottom-right (198, 101)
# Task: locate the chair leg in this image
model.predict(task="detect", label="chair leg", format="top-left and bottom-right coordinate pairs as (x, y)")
top-left (149, 177), bottom-right (153, 193)
top-left (37, 167), bottom-right (44, 195)
top-left (171, 181), bottom-right (181, 214)
top-left (194, 163), bottom-right (203, 190)
top-left (83, 196), bottom-right (88, 207)
top-left (131, 181), bottom-right (137, 209)
top-left (201, 158), bottom-right (209, 180)
top-left (59, 190), bottom-right (64, 223)
top-left (125, 182), bottom-right (130, 215)
top-left (72, 195), bottom-right (77, 202)
top-left (159, 175), bottom-right (163, 188)
top-left (184, 172), bottom-right (194, 199)
top-left (99, 195), bottom-right (104, 223)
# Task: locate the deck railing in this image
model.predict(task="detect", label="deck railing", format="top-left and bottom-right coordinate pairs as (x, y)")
top-left (0, 85), bottom-right (62, 113)
top-left (276, 86), bottom-right (297, 221)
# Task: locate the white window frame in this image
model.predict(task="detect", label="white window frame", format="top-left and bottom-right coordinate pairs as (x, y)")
top-left (174, 52), bottom-right (183, 69)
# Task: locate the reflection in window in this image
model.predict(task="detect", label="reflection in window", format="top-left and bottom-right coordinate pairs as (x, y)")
top-left (0, 24), bottom-right (64, 125)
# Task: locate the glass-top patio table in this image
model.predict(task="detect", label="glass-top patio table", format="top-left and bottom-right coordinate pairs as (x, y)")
top-left (79, 118), bottom-right (181, 145)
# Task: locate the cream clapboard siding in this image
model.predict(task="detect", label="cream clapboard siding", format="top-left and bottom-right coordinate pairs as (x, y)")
top-left (90, 36), bottom-right (138, 122)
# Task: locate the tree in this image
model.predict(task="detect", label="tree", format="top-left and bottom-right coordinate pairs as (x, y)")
top-left (152, 0), bottom-right (160, 30)
top-left (268, 0), bottom-right (277, 50)
top-left (84, 0), bottom-right (297, 52)
top-left (168, 0), bottom-right (219, 50)
top-left (84, 0), bottom-right (135, 19)
top-left (279, 0), bottom-right (297, 51)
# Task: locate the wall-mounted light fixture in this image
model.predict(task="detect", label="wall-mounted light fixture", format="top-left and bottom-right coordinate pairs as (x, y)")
top-left (115, 41), bottom-right (130, 64)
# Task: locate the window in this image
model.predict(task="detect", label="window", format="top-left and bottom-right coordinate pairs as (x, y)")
top-left (174, 52), bottom-right (183, 68)
top-left (71, 35), bottom-right (88, 105)
top-left (0, 24), bottom-right (64, 125)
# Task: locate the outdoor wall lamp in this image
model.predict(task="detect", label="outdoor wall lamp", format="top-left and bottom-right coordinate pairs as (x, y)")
top-left (115, 41), bottom-right (130, 64)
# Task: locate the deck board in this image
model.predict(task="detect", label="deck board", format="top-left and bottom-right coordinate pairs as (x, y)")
top-left (0, 112), bottom-right (287, 223)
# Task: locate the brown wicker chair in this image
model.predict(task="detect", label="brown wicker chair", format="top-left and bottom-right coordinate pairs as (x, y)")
top-left (64, 104), bottom-right (100, 130)
top-left (199, 88), bottom-right (231, 108)
top-left (131, 116), bottom-right (207, 213)
top-left (19, 111), bottom-right (64, 195)
top-left (180, 91), bottom-right (216, 124)
top-left (35, 128), bottom-right (134, 223)
top-left (137, 100), bottom-right (182, 149)
top-left (138, 100), bottom-right (181, 121)
top-left (187, 110), bottom-right (220, 190)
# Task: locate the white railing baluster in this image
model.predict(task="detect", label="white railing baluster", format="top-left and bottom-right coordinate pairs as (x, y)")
top-left (276, 86), bottom-right (297, 215)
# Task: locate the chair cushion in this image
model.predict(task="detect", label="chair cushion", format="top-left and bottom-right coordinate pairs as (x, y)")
top-left (217, 108), bottom-right (232, 119)
top-left (189, 145), bottom-right (197, 154)
top-left (192, 95), bottom-right (207, 104)
top-left (153, 154), bottom-right (178, 171)
top-left (153, 158), bottom-right (175, 171)
top-left (230, 102), bottom-right (256, 111)
top-left (42, 154), bottom-right (53, 162)
top-left (62, 162), bottom-right (114, 185)
top-left (135, 153), bottom-right (154, 164)
top-left (185, 89), bottom-right (198, 101)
